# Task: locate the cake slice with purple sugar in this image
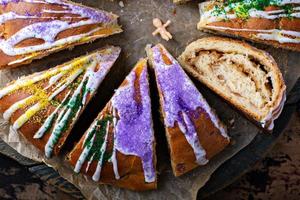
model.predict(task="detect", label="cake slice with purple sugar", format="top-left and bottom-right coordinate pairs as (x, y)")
top-left (68, 59), bottom-right (157, 190)
top-left (146, 44), bottom-right (230, 176)
top-left (0, 0), bottom-right (122, 69)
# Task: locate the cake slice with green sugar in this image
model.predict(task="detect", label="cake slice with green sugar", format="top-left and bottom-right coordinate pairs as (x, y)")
top-left (0, 46), bottom-right (121, 158)
top-left (68, 59), bottom-right (157, 191)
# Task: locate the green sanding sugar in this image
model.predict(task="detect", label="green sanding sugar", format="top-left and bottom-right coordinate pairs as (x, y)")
top-left (84, 115), bottom-right (114, 163)
top-left (212, 0), bottom-right (295, 19)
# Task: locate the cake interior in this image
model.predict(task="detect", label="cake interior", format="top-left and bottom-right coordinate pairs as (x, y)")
top-left (184, 49), bottom-right (275, 121)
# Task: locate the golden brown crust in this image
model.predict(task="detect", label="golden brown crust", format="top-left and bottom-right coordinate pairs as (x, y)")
top-left (0, 0), bottom-right (122, 69)
top-left (68, 59), bottom-right (157, 191)
top-left (0, 47), bottom-right (120, 156)
top-left (198, 2), bottom-right (300, 52)
top-left (166, 109), bottom-right (230, 176)
top-left (68, 119), bottom-right (156, 191)
top-left (146, 44), bottom-right (229, 177)
top-left (199, 27), bottom-right (300, 52)
top-left (178, 37), bottom-right (286, 131)
top-left (0, 76), bottom-right (76, 155)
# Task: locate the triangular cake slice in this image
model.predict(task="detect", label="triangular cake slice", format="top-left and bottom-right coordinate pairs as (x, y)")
top-left (198, 0), bottom-right (300, 51)
top-left (0, 0), bottom-right (122, 68)
top-left (68, 59), bottom-right (156, 190)
top-left (146, 44), bottom-right (230, 176)
top-left (0, 46), bottom-right (121, 158)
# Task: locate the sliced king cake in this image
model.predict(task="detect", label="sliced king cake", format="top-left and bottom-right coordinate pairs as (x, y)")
top-left (178, 37), bottom-right (286, 131)
top-left (146, 44), bottom-right (230, 176)
top-left (0, 46), bottom-right (121, 158)
top-left (198, 0), bottom-right (300, 51)
top-left (0, 0), bottom-right (122, 68)
top-left (68, 59), bottom-right (157, 191)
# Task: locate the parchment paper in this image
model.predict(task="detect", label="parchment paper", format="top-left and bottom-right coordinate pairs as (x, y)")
top-left (0, 0), bottom-right (299, 199)
top-left (0, 116), bottom-right (259, 200)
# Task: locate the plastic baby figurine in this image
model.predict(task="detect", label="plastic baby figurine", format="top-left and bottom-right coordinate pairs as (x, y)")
top-left (152, 18), bottom-right (172, 41)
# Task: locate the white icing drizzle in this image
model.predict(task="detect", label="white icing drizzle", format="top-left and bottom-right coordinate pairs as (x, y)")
top-left (44, 68), bottom-right (90, 157)
top-left (33, 90), bottom-right (71, 139)
top-left (0, 0), bottom-right (119, 65)
top-left (261, 90), bottom-right (286, 130)
top-left (45, 72), bottom-right (66, 90)
top-left (73, 108), bottom-right (121, 179)
top-left (202, 3), bottom-right (300, 23)
top-left (205, 25), bottom-right (300, 44)
top-left (73, 64), bottom-right (156, 182)
top-left (74, 134), bottom-right (96, 173)
top-left (92, 120), bottom-right (110, 182)
top-left (249, 8), bottom-right (300, 19)
top-left (0, 47), bottom-right (121, 157)
top-left (82, 116), bottom-right (101, 148)
top-left (44, 108), bottom-right (71, 157)
top-left (197, 98), bottom-right (228, 139)
top-left (85, 151), bottom-right (96, 173)
top-left (178, 112), bottom-right (209, 165)
top-left (0, 11), bottom-right (82, 24)
top-left (3, 95), bottom-right (34, 120)
top-left (200, 1), bottom-right (300, 44)
top-left (0, 63), bottom-right (74, 99)
top-left (0, 25), bottom-right (102, 56)
top-left (33, 111), bottom-right (56, 138)
top-left (256, 30), bottom-right (300, 43)
top-left (7, 54), bottom-right (36, 66)
top-left (48, 68), bottom-right (84, 100)
top-left (12, 102), bottom-right (44, 130)
top-left (111, 108), bottom-right (120, 180)
top-left (280, 0), bottom-right (300, 4)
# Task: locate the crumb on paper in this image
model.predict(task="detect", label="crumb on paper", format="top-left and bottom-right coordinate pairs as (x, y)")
top-left (125, 52), bottom-right (131, 58)
top-left (152, 18), bottom-right (172, 41)
top-left (229, 118), bottom-right (235, 126)
top-left (119, 1), bottom-right (124, 8)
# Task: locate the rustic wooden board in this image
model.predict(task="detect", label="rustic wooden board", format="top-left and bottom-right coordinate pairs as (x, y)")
top-left (0, 0), bottom-right (299, 199)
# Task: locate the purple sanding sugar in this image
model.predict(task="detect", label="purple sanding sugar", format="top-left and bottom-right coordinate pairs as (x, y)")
top-left (8, 20), bottom-right (69, 45)
top-left (150, 45), bottom-right (228, 141)
top-left (112, 63), bottom-right (155, 183)
top-left (24, 10), bottom-right (32, 16)
top-left (1, 0), bottom-right (113, 23)
top-left (42, 0), bottom-right (112, 23)
top-left (0, 0), bottom-right (20, 6)
top-left (150, 45), bottom-right (217, 164)
top-left (68, 4), bottom-right (111, 23)
top-left (152, 45), bottom-right (205, 128)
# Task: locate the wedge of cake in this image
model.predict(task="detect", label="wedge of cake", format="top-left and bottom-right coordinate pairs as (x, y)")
top-left (178, 37), bottom-right (286, 131)
top-left (146, 44), bottom-right (229, 177)
top-left (68, 59), bottom-right (156, 190)
top-left (0, 0), bottom-right (122, 68)
top-left (198, 0), bottom-right (300, 51)
top-left (0, 46), bottom-right (121, 158)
